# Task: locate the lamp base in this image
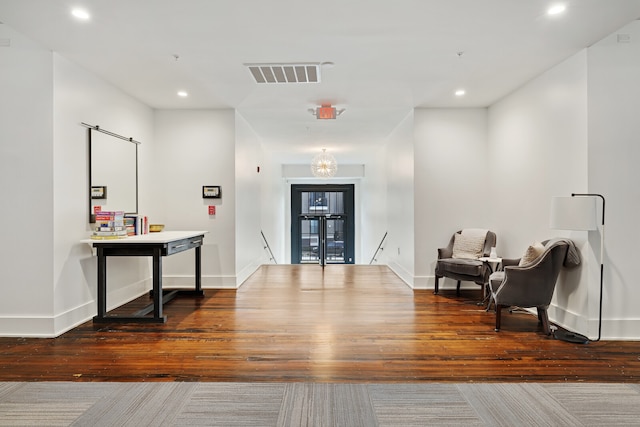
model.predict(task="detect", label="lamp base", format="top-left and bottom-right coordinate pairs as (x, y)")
top-left (553, 330), bottom-right (590, 344)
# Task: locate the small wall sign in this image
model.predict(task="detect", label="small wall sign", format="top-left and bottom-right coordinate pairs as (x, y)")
top-left (203, 185), bottom-right (221, 199)
top-left (91, 185), bottom-right (107, 199)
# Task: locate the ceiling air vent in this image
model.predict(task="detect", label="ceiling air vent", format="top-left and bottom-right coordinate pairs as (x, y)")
top-left (245, 63), bottom-right (320, 84)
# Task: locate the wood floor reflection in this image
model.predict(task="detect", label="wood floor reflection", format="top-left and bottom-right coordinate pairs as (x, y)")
top-left (1, 264), bottom-right (639, 382)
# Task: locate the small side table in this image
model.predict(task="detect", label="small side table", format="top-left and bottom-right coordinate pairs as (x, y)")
top-left (479, 257), bottom-right (502, 273)
top-left (479, 257), bottom-right (502, 310)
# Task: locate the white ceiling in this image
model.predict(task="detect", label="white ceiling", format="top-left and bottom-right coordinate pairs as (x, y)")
top-left (1, 0), bottom-right (640, 163)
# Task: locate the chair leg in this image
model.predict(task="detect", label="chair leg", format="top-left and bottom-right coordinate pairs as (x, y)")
top-left (434, 276), bottom-right (440, 294)
top-left (456, 280), bottom-right (461, 296)
top-left (495, 304), bottom-right (503, 332)
top-left (537, 308), bottom-right (551, 335)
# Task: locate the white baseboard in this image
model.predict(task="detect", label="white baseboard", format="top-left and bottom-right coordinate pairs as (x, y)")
top-left (0, 300), bottom-right (103, 338)
top-left (387, 261), bottom-right (413, 288)
top-left (236, 261), bottom-right (261, 287)
top-left (412, 275), bottom-right (432, 290)
top-left (0, 274), bottom-right (240, 338)
top-left (548, 304), bottom-right (640, 341)
top-left (0, 316), bottom-right (58, 338)
top-left (162, 274), bottom-right (238, 289)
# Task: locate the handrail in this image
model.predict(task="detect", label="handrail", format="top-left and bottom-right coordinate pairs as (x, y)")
top-left (369, 232), bottom-right (387, 265)
top-left (261, 231), bottom-right (278, 264)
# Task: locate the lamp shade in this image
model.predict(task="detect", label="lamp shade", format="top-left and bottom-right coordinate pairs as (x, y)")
top-left (550, 196), bottom-right (597, 231)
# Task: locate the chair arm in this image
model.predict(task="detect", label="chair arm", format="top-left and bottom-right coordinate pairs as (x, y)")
top-left (501, 258), bottom-right (520, 267)
top-left (438, 247), bottom-right (452, 259)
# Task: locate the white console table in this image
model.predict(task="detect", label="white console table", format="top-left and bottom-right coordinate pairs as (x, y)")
top-left (83, 231), bottom-right (207, 323)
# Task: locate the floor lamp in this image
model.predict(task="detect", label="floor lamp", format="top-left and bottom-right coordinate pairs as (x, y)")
top-left (550, 193), bottom-right (605, 344)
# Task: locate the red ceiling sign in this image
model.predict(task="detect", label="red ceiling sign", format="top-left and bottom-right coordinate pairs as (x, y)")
top-left (317, 105), bottom-right (336, 119)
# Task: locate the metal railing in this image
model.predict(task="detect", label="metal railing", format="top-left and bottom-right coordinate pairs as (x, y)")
top-left (261, 231), bottom-right (278, 264)
top-left (369, 232), bottom-right (387, 265)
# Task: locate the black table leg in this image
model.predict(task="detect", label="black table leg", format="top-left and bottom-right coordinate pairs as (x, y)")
top-left (153, 247), bottom-right (163, 320)
top-left (195, 245), bottom-right (202, 292)
top-left (171, 244), bottom-right (205, 297)
top-left (95, 247), bottom-right (107, 320)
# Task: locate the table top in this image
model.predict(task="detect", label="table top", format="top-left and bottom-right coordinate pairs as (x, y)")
top-left (82, 231), bottom-right (207, 246)
top-left (478, 257), bottom-right (502, 262)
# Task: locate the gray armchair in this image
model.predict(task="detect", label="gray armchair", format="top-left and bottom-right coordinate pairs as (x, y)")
top-left (489, 238), bottom-right (580, 335)
top-left (434, 230), bottom-right (497, 295)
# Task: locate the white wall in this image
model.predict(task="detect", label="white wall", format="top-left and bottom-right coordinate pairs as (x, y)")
top-left (235, 113), bottom-right (264, 283)
top-left (413, 108), bottom-right (489, 290)
top-left (0, 24), bottom-right (54, 334)
top-left (360, 145), bottom-right (389, 265)
top-left (488, 51), bottom-right (592, 336)
top-left (151, 110), bottom-right (237, 288)
top-left (384, 111), bottom-right (415, 285)
top-left (260, 150), bottom-right (286, 265)
top-left (488, 52), bottom-right (589, 256)
top-left (53, 53), bottom-right (155, 335)
top-left (587, 20), bottom-right (640, 339)
top-left (0, 21), bottom-right (156, 337)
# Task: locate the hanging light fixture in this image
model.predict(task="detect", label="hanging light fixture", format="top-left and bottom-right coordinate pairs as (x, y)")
top-left (310, 149), bottom-right (338, 178)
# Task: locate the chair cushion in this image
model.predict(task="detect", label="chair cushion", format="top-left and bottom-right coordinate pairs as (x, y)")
top-left (519, 242), bottom-right (545, 266)
top-left (437, 258), bottom-right (483, 276)
top-left (452, 233), bottom-right (485, 259)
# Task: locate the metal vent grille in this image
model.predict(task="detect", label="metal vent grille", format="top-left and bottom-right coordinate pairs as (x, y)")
top-left (245, 63), bottom-right (320, 84)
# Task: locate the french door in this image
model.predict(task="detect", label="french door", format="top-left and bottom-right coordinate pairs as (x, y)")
top-left (291, 184), bottom-right (354, 265)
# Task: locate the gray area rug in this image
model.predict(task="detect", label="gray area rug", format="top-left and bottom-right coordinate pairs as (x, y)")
top-left (1, 382), bottom-right (640, 426)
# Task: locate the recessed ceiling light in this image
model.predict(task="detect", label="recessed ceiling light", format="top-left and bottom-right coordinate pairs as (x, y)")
top-left (71, 9), bottom-right (90, 20)
top-left (455, 89), bottom-right (466, 97)
top-left (547, 4), bottom-right (566, 15)
top-left (177, 91), bottom-right (188, 97)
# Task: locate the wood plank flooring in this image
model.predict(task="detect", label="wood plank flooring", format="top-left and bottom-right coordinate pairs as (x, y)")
top-left (1, 264), bottom-right (639, 383)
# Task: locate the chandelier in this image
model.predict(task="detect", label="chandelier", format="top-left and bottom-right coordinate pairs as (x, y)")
top-left (310, 149), bottom-right (338, 178)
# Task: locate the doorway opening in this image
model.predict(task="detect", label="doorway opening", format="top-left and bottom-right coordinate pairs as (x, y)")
top-left (291, 184), bottom-right (354, 265)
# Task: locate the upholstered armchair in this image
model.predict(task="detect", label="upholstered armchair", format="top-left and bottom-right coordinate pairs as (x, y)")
top-left (489, 238), bottom-right (580, 335)
top-left (434, 229), bottom-right (497, 295)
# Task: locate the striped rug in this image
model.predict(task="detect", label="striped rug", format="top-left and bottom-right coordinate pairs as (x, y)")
top-left (1, 382), bottom-right (639, 426)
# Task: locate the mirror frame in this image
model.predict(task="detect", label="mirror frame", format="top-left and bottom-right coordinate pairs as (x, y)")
top-left (87, 125), bottom-right (140, 223)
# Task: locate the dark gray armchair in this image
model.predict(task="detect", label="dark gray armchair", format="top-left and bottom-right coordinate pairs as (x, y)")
top-left (489, 238), bottom-right (580, 335)
top-left (434, 230), bottom-right (497, 295)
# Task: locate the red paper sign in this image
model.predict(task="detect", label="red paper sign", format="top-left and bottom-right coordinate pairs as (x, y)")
top-left (208, 205), bottom-right (216, 215)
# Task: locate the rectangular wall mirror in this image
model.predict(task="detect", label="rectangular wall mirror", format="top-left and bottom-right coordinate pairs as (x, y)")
top-left (87, 125), bottom-right (139, 223)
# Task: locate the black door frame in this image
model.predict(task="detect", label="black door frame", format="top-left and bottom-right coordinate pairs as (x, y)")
top-left (291, 184), bottom-right (355, 265)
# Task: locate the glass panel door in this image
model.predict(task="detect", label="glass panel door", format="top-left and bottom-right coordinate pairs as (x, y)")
top-left (325, 216), bottom-right (345, 262)
top-left (300, 217), bottom-right (320, 263)
top-left (291, 184), bottom-right (354, 265)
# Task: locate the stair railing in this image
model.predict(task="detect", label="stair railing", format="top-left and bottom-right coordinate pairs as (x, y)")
top-left (261, 230), bottom-right (278, 264)
top-left (369, 232), bottom-right (387, 265)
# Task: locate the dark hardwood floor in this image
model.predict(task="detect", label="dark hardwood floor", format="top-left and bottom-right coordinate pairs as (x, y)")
top-left (1, 264), bottom-right (639, 383)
